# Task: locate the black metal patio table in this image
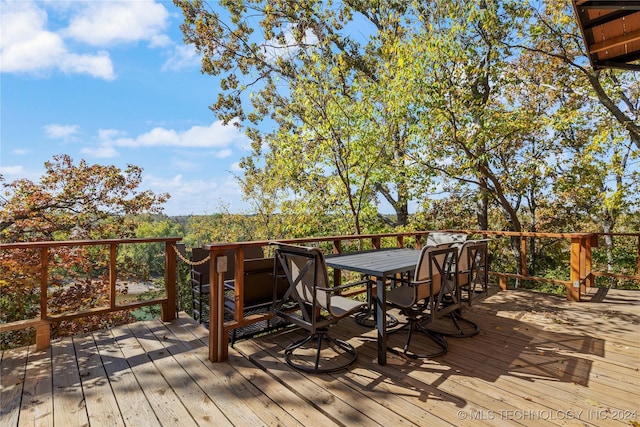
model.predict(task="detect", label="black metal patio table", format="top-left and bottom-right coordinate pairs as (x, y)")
top-left (325, 248), bottom-right (420, 365)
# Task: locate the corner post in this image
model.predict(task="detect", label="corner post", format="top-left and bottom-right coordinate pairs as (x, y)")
top-left (209, 250), bottom-right (229, 362)
top-left (162, 241), bottom-right (177, 321)
top-left (568, 236), bottom-right (584, 302)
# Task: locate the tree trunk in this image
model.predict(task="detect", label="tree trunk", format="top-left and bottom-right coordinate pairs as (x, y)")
top-left (476, 178), bottom-right (489, 230)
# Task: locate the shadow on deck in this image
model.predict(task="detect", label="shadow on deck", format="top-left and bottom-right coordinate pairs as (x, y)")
top-left (2, 286), bottom-right (639, 426)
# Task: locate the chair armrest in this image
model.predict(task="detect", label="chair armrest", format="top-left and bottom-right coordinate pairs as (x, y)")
top-left (409, 279), bottom-right (431, 287)
top-left (317, 279), bottom-right (370, 294)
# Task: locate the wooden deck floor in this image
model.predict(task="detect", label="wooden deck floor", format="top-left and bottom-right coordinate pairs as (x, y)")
top-left (2, 287), bottom-right (639, 426)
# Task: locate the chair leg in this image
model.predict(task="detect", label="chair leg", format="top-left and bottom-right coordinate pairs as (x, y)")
top-left (388, 318), bottom-right (448, 359)
top-left (284, 329), bottom-right (358, 374)
top-left (421, 310), bottom-right (480, 338)
top-left (355, 294), bottom-right (398, 328)
top-left (447, 312), bottom-right (480, 337)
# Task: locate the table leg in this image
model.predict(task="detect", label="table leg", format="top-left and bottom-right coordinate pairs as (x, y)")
top-left (376, 275), bottom-right (387, 365)
top-left (355, 279), bottom-right (398, 328)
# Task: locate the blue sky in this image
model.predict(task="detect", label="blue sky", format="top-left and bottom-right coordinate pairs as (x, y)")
top-left (1, 0), bottom-right (253, 216)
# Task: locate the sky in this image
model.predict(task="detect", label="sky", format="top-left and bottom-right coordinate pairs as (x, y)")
top-left (1, 0), bottom-right (254, 216)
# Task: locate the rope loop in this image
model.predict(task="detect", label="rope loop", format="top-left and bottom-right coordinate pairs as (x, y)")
top-left (171, 244), bottom-right (210, 266)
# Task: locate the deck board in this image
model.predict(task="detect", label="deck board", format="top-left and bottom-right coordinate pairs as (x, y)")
top-left (18, 346), bottom-right (53, 427)
top-left (1, 346), bottom-right (27, 426)
top-left (52, 338), bottom-right (89, 427)
top-left (74, 333), bottom-right (124, 427)
top-left (1, 287), bottom-right (639, 427)
top-left (92, 327), bottom-right (157, 426)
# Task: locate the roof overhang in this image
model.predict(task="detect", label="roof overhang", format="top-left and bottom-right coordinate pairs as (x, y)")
top-left (571, 0), bottom-right (640, 71)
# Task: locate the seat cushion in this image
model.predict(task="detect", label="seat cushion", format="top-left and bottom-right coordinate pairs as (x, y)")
top-left (386, 285), bottom-right (415, 309)
top-left (330, 295), bottom-right (366, 318)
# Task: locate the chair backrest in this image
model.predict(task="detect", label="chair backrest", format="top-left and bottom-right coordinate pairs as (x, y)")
top-left (426, 232), bottom-right (468, 247)
top-left (414, 245), bottom-right (458, 301)
top-left (456, 240), bottom-right (488, 286)
top-left (455, 240), bottom-right (475, 287)
top-left (191, 247), bottom-right (211, 284)
top-left (466, 240), bottom-right (488, 288)
top-left (274, 243), bottom-right (330, 315)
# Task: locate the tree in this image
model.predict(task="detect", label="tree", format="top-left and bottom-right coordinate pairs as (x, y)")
top-left (511, 0), bottom-right (640, 151)
top-left (509, 0), bottom-right (640, 282)
top-left (174, 0), bottom-right (428, 233)
top-left (0, 155), bottom-right (169, 348)
top-left (1, 154), bottom-right (168, 242)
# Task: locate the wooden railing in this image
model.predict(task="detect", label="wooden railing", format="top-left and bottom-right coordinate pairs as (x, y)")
top-left (2, 231), bottom-right (638, 358)
top-left (204, 230), bottom-right (640, 362)
top-left (0, 237), bottom-right (182, 350)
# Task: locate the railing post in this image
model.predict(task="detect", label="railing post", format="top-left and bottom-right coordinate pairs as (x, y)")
top-left (209, 250), bottom-right (229, 362)
top-left (569, 236), bottom-right (583, 302)
top-left (161, 241), bottom-right (177, 322)
top-left (36, 247), bottom-right (50, 351)
top-left (637, 235), bottom-right (640, 279)
top-left (499, 275), bottom-right (508, 290)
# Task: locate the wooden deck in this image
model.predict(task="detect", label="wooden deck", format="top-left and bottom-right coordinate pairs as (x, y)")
top-left (2, 287), bottom-right (639, 426)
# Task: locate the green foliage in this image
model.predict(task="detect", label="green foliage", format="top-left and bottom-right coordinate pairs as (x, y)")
top-left (174, 0), bottom-right (638, 244)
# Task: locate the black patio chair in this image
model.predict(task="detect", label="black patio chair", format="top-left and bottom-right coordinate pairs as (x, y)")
top-left (421, 240), bottom-right (485, 338)
top-left (272, 243), bottom-right (367, 374)
top-left (385, 245), bottom-right (458, 359)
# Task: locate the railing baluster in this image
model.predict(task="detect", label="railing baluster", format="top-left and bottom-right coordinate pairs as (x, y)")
top-left (332, 239), bottom-right (343, 288)
top-left (234, 247), bottom-right (244, 323)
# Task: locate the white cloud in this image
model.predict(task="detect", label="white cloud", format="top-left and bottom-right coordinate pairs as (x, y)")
top-left (215, 149), bottom-right (233, 159)
top-left (0, 165), bottom-right (26, 177)
top-left (0, 0), bottom-right (172, 79)
top-left (144, 173), bottom-right (248, 215)
top-left (262, 24), bottom-right (318, 62)
top-left (98, 129), bottom-right (127, 140)
top-left (162, 45), bottom-right (200, 72)
top-left (0, 1), bottom-right (115, 79)
top-left (12, 149), bottom-right (33, 155)
top-left (110, 121), bottom-right (248, 149)
top-left (80, 145), bottom-right (120, 158)
top-left (63, 1), bottom-right (170, 47)
top-left (0, 164), bottom-right (43, 182)
top-left (59, 51), bottom-right (114, 80)
top-left (82, 121), bottom-right (247, 159)
top-left (44, 123), bottom-right (79, 139)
